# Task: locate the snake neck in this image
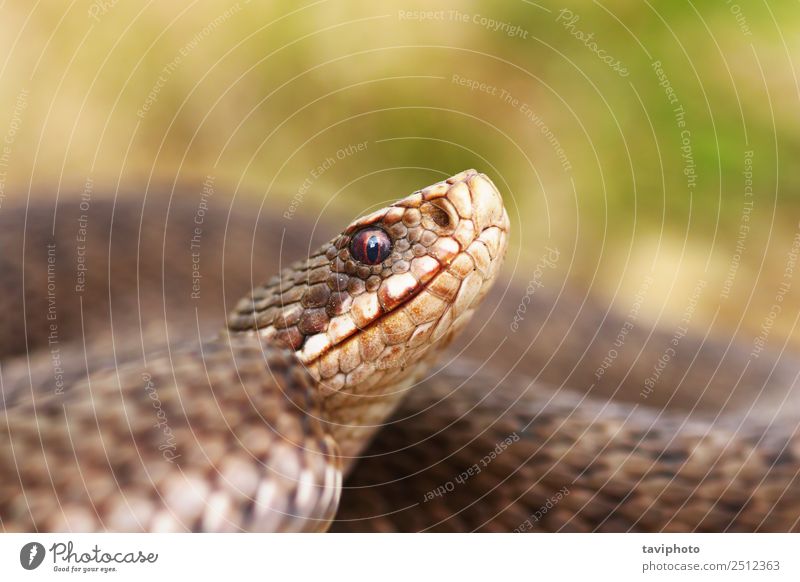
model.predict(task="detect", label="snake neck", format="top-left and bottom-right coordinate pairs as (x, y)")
top-left (225, 310), bottom-right (468, 464)
top-left (312, 336), bottom-right (461, 465)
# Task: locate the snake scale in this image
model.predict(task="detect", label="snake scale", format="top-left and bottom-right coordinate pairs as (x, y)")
top-left (1, 170), bottom-right (799, 532)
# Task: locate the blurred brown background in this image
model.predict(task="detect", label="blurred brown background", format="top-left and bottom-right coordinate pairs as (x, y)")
top-left (1, 0), bottom-right (799, 349)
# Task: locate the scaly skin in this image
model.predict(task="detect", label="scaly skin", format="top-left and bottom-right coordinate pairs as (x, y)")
top-left (0, 170), bottom-right (510, 531)
top-left (3, 172), bottom-right (800, 532)
top-left (332, 364), bottom-right (800, 532)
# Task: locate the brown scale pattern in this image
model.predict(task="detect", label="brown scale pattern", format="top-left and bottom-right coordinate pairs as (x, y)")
top-left (0, 170), bottom-right (511, 531)
top-left (332, 366), bottom-right (800, 532)
top-left (1, 335), bottom-right (340, 532)
top-left (5, 174), bottom-right (799, 533)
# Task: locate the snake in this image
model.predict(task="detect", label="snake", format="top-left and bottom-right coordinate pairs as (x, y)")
top-left (1, 169), bottom-right (799, 532)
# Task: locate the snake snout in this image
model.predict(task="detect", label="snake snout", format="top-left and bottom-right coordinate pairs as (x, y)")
top-left (448, 169), bottom-right (509, 234)
top-left (423, 169), bottom-right (510, 335)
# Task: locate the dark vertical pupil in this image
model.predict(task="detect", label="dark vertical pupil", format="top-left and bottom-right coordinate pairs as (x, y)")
top-left (351, 228), bottom-right (391, 265)
top-left (366, 236), bottom-right (380, 263)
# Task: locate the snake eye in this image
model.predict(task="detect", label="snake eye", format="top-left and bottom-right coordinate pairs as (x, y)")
top-left (351, 228), bottom-right (392, 265)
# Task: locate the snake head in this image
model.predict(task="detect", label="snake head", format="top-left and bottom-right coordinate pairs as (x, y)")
top-left (229, 169), bottom-right (509, 397)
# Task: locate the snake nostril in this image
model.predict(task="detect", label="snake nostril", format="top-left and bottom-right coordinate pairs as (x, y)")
top-left (430, 206), bottom-right (450, 228)
top-left (421, 200), bottom-right (456, 235)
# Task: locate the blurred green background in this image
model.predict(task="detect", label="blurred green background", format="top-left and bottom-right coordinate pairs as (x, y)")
top-left (1, 0), bottom-right (799, 346)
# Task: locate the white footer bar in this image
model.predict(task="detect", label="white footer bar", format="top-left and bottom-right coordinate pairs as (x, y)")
top-left (0, 533), bottom-right (796, 581)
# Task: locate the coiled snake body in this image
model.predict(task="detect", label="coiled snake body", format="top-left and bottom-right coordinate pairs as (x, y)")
top-left (0, 170), bottom-right (509, 531)
top-left (1, 170), bottom-right (799, 532)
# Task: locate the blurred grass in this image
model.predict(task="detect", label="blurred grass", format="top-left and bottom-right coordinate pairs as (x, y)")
top-left (1, 0), bottom-right (799, 346)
